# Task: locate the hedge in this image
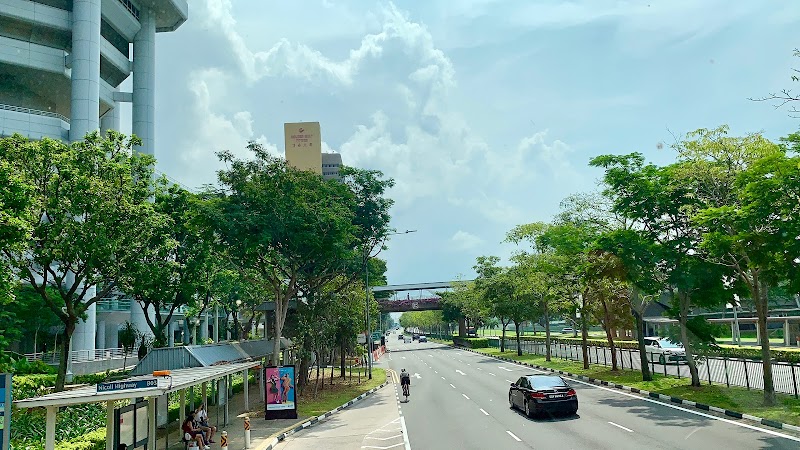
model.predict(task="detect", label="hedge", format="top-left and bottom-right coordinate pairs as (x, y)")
top-left (452, 337), bottom-right (488, 348)
top-left (56, 428), bottom-right (105, 450)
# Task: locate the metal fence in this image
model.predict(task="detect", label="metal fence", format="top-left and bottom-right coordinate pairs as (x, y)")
top-left (489, 338), bottom-right (800, 399)
top-left (25, 347), bottom-right (132, 364)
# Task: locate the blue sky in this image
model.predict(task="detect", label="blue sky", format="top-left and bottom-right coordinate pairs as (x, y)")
top-left (124, 0), bottom-right (800, 286)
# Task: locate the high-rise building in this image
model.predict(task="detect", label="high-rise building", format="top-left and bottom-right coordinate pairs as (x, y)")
top-left (0, 0), bottom-right (188, 363)
top-left (322, 152), bottom-right (342, 181)
top-left (0, 0), bottom-right (188, 158)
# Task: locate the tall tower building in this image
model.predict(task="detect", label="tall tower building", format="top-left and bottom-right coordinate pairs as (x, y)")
top-left (0, 0), bottom-right (187, 158)
top-left (322, 152), bottom-right (342, 181)
top-left (0, 0), bottom-right (188, 359)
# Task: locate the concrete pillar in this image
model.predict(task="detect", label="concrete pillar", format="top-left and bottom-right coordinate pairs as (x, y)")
top-left (243, 369), bottom-right (249, 411)
top-left (73, 299), bottom-right (96, 358)
top-left (45, 406), bottom-right (57, 450)
top-left (179, 389), bottom-right (186, 424)
top-left (183, 319), bottom-right (190, 345)
top-left (200, 313), bottom-right (209, 342)
top-left (100, 103), bottom-right (121, 136)
top-left (105, 401), bottom-right (115, 450)
top-left (788, 322), bottom-right (800, 347)
top-left (106, 323), bottom-right (119, 349)
top-left (168, 320), bottom-right (176, 347)
top-left (132, 7), bottom-right (156, 156)
top-left (147, 397), bottom-right (156, 450)
top-left (756, 324), bottom-right (761, 345)
top-left (130, 300), bottom-right (153, 341)
top-left (785, 319), bottom-right (791, 346)
top-left (214, 306), bottom-right (219, 342)
top-left (96, 320), bottom-right (105, 350)
top-left (69, 0), bottom-right (101, 142)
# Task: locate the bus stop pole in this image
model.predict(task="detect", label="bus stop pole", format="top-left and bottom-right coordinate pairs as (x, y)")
top-left (45, 406), bottom-right (56, 450)
top-left (105, 401), bottom-right (114, 450)
top-left (148, 398), bottom-right (156, 450)
top-left (243, 369), bottom-right (249, 411)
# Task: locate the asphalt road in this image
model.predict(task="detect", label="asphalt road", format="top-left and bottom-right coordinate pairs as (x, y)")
top-left (382, 331), bottom-right (800, 449)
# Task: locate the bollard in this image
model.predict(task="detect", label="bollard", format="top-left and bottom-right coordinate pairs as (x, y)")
top-left (244, 416), bottom-right (251, 449)
top-left (220, 431), bottom-right (228, 450)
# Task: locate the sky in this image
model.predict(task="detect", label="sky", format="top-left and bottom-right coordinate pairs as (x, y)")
top-left (120, 0), bottom-right (800, 287)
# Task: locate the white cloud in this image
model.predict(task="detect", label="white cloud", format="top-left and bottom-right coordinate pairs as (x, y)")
top-left (450, 230), bottom-right (484, 250)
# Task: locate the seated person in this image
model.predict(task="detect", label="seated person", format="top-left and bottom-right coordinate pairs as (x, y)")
top-left (182, 414), bottom-right (209, 449)
top-left (194, 404), bottom-right (216, 443)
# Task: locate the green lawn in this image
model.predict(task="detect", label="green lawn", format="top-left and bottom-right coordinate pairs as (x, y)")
top-left (472, 347), bottom-right (800, 426)
top-left (297, 368), bottom-right (387, 418)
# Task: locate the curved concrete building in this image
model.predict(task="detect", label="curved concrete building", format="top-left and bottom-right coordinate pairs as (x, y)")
top-left (1, 0), bottom-right (188, 358)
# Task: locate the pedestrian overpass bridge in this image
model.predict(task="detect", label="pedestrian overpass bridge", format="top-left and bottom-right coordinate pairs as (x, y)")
top-left (371, 281), bottom-right (472, 312)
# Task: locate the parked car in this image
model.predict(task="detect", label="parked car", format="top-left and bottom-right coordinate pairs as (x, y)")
top-left (561, 327), bottom-right (574, 334)
top-left (412, 333), bottom-right (420, 341)
top-left (398, 334), bottom-right (405, 340)
top-left (644, 337), bottom-right (687, 364)
top-left (418, 335), bottom-right (427, 343)
top-left (509, 374), bottom-right (578, 417)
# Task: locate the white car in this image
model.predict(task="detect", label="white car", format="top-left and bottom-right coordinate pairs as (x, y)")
top-left (644, 337), bottom-right (687, 364)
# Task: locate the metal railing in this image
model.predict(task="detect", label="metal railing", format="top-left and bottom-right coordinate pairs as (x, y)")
top-left (25, 347), bottom-right (132, 364)
top-left (486, 338), bottom-right (800, 399)
top-left (116, 0), bottom-right (140, 19)
top-left (95, 297), bottom-right (188, 315)
top-left (0, 103), bottom-right (70, 123)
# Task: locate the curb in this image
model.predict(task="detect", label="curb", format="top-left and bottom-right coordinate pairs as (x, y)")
top-left (254, 376), bottom-right (391, 450)
top-left (452, 345), bottom-right (800, 434)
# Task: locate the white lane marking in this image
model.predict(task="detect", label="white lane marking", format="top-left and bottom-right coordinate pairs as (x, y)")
top-left (435, 371), bottom-right (438, 374)
top-left (449, 384), bottom-right (456, 389)
top-left (506, 431), bottom-right (522, 442)
top-left (499, 366), bottom-right (513, 371)
top-left (429, 355), bottom-right (434, 358)
top-left (441, 377), bottom-right (446, 380)
top-left (506, 380), bottom-right (514, 383)
top-left (400, 416), bottom-right (411, 450)
top-left (401, 356), bottom-right (406, 359)
top-left (456, 370), bottom-right (466, 375)
top-left (685, 428), bottom-right (701, 440)
top-left (360, 444), bottom-right (404, 449)
top-left (480, 408), bottom-right (490, 416)
top-left (462, 393), bottom-right (470, 400)
top-left (489, 373), bottom-right (496, 377)
top-left (608, 422), bottom-right (634, 433)
top-left (365, 435), bottom-right (404, 440)
top-left (413, 373), bottom-right (422, 379)
top-left (476, 367), bottom-right (483, 371)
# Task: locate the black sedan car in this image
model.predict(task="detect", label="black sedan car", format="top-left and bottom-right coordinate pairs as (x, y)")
top-left (509, 375), bottom-right (578, 417)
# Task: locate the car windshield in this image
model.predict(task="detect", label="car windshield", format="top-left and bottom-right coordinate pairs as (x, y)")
top-left (527, 376), bottom-right (567, 389)
top-left (659, 340), bottom-right (683, 349)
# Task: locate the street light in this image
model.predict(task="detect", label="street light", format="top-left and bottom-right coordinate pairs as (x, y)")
top-left (365, 229), bottom-right (418, 379)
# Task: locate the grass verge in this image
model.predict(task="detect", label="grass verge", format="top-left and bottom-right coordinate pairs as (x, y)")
top-left (296, 367), bottom-right (386, 418)
top-left (471, 347), bottom-right (800, 426)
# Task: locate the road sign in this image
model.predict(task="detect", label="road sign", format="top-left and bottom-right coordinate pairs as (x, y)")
top-left (0, 373), bottom-right (11, 450)
top-left (97, 378), bottom-right (157, 393)
top-left (357, 333), bottom-right (367, 345)
top-left (371, 332), bottom-right (381, 342)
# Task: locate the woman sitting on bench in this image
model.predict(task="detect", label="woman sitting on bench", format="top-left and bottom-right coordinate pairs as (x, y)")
top-left (182, 413), bottom-right (210, 449)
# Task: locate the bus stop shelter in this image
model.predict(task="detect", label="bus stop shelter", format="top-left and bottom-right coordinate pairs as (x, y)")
top-left (14, 361), bottom-right (259, 450)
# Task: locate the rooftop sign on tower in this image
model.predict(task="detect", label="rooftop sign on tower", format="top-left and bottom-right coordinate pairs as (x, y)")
top-left (284, 122), bottom-right (322, 174)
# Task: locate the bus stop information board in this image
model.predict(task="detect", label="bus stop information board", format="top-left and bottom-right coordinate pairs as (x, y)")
top-left (97, 378), bottom-right (157, 393)
top-left (0, 373), bottom-right (11, 450)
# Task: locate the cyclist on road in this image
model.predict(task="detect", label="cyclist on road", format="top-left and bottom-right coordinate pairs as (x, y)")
top-left (400, 368), bottom-right (411, 398)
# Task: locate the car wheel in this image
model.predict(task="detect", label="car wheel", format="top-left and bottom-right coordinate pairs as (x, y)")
top-left (658, 354), bottom-right (666, 365)
top-left (524, 400), bottom-right (533, 418)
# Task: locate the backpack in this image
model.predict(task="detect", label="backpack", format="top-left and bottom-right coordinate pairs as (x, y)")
top-left (400, 372), bottom-right (410, 383)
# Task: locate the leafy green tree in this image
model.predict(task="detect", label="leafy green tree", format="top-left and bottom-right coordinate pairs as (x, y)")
top-left (473, 256), bottom-right (512, 351)
top-left (210, 143), bottom-right (360, 363)
top-left (2, 132), bottom-right (158, 390)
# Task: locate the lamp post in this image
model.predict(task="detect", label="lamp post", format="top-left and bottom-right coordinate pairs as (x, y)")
top-left (365, 229), bottom-right (417, 379)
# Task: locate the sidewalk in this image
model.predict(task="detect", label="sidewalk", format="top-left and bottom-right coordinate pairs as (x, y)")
top-left (154, 379), bottom-right (307, 450)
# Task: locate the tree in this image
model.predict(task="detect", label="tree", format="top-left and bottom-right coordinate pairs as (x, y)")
top-left (119, 321), bottom-right (138, 370)
top-left (117, 183), bottom-right (213, 347)
top-left (752, 49), bottom-right (800, 117)
top-left (2, 132), bottom-right (158, 390)
top-left (473, 256), bottom-right (512, 352)
top-left (210, 143), bottom-right (361, 364)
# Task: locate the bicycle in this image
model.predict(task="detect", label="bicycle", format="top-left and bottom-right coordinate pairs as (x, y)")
top-left (402, 382), bottom-right (410, 401)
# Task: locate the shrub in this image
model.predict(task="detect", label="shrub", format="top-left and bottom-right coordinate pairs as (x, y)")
top-left (453, 337), bottom-right (488, 349)
top-left (11, 358), bottom-right (56, 375)
top-left (56, 428), bottom-right (105, 450)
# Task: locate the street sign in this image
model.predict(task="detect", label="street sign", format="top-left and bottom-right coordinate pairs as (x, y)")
top-left (0, 373), bottom-right (11, 450)
top-left (97, 378), bottom-right (157, 393)
top-left (357, 333), bottom-right (367, 345)
top-left (371, 332), bottom-right (381, 342)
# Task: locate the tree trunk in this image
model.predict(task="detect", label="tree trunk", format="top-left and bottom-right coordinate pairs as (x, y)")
top-left (544, 300), bottom-right (552, 361)
top-left (500, 319), bottom-right (508, 352)
top-left (581, 302), bottom-right (589, 370)
top-left (751, 277), bottom-right (775, 406)
top-left (340, 341), bottom-right (346, 378)
top-left (458, 317), bottom-right (467, 337)
top-left (632, 308), bottom-right (652, 381)
top-left (603, 319), bottom-right (618, 371)
top-left (55, 319), bottom-right (77, 391)
top-left (677, 292), bottom-right (701, 387)
top-left (515, 321), bottom-right (522, 356)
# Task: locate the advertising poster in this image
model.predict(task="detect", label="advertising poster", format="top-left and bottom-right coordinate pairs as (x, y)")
top-left (264, 366), bottom-right (297, 419)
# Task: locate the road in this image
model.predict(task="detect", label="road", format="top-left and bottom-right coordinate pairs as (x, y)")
top-left (382, 331), bottom-right (800, 449)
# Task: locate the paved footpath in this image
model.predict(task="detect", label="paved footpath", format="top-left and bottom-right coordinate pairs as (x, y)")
top-left (272, 379), bottom-right (408, 450)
